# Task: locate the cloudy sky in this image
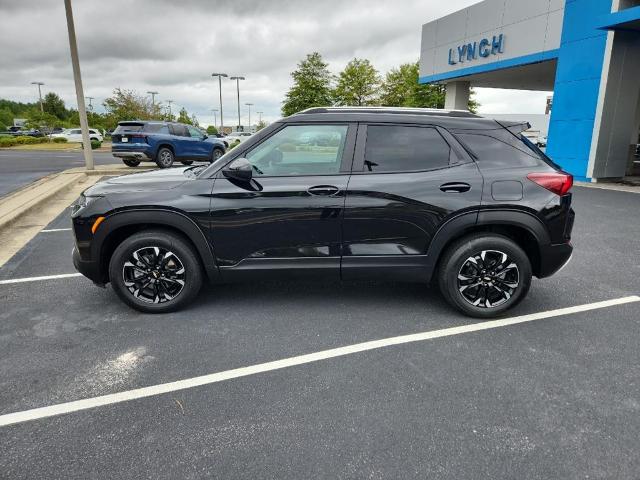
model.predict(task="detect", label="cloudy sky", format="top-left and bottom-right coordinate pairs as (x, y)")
top-left (0, 0), bottom-right (551, 127)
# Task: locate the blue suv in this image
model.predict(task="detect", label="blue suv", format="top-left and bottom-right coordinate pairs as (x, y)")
top-left (111, 121), bottom-right (226, 168)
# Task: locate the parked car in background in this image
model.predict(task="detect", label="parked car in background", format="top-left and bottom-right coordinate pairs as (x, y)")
top-left (72, 107), bottom-right (574, 317)
top-left (2, 127), bottom-right (44, 137)
top-left (111, 121), bottom-right (226, 168)
top-left (224, 131), bottom-right (253, 145)
top-left (51, 128), bottom-right (103, 143)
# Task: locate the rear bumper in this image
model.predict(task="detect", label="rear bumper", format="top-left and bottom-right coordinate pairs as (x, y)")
top-left (72, 246), bottom-right (103, 285)
top-left (537, 242), bottom-right (573, 278)
top-left (112, 150), bottom-right (152, 160)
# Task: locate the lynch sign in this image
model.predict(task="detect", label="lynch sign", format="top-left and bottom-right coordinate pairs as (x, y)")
top-left (448, 34), bottom-right (504, 65)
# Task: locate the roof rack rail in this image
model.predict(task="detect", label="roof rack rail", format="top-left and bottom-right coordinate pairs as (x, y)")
top-left (298, 106), bottom-right (480, 118)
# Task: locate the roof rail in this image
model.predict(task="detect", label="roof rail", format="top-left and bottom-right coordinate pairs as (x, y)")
top-left (298, 106), bottom-right (480, 118)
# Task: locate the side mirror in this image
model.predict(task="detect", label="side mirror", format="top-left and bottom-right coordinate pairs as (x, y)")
top-left (202, 135), bottom-right (208, 140)
top-left (222, 157), bottom-right (252, 182)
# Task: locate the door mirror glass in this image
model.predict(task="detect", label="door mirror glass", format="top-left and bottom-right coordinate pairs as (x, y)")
top-left (223, 157), bottom-right (253, 182)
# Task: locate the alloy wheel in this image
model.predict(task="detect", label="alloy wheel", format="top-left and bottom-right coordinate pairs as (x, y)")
top-left (457, 249), bottom-right (520, 308)
top-left (122, 246), bottom-right (185, 303)
top-left (159, 150), bottom-right (173, 167)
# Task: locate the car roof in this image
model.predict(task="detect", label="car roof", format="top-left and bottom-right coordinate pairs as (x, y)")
top-left (283, 106), bottom-right (503, 131)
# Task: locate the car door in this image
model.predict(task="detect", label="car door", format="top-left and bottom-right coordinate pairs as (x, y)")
top-left (169, 124), bottom-right (191, 159)
top-left (69, 129), bottom-right (82, 142)
top-left (186, 126), bottom-right (211, 160)
top-left (342, 123), bottom-right (483, 281)
top-left (209, 122), bottom-right (356, 280)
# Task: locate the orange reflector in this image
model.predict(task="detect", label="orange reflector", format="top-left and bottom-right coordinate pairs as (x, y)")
top-left (91, 216), bottom-right (105, 234)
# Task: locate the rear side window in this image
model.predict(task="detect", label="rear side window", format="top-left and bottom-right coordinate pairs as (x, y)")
top-left (143, 123), bottom-right (169, 134)
top-left (114, 124), bottom-right (144, 133)
top-left (456, 129), bottom-right (541, 168)
top-left (363, 126), bottom-right (450, 173)
top-left (170, 124), bottom-right (189, 137)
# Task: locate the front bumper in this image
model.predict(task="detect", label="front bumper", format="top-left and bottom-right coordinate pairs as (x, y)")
top-left (72, 246), bottom-right (103, 285)
top-left (537, 242), bottom-right (573, 278)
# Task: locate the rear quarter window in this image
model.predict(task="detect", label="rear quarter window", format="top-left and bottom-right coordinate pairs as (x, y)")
top-left (455, 129), bottom-right (541, 168)
top-left (143, 124), bottom-right (169, 134)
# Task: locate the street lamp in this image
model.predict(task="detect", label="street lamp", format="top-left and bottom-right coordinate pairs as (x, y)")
top-left (147, 91), bottom-right (159, 116)
top-left (31, 82), bottom-right (44, 112)
top-left (257, 111), bottom-right (264, 125)
top-left (166, 99), bottom-right (173, 118)
top-left (85, 96), bottom-right (94, 110)
top-left (229, 76), bottom-right (245, 131)
top-left (245, 103), bottom-right (253, 130)
top-left (210, 108), bottom-right (218, 130)
top-left (211, 73), bottom-right (228, 133)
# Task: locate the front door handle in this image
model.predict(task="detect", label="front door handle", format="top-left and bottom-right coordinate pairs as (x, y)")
top-left (308, 185), bottom-right (340, 196)
top-left (440, 182), bottom-right (471, 193)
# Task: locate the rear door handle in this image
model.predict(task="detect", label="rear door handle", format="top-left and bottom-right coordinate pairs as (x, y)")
top-left (440, 182), bottom-right (471, 193)
top-left (308, 185), bottom-right (340, 196)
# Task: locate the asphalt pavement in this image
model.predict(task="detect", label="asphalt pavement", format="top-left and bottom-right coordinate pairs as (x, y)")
top-left (0, 186), bottom-right (638, 479)
top-left (0, 149), bottom-right (118, 197)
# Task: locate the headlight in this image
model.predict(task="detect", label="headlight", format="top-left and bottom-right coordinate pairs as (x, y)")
top-left (71, 194), bottom-right (102, 215)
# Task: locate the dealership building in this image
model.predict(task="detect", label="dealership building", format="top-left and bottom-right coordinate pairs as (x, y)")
top-left (420, 0), bottom-right (640, 181)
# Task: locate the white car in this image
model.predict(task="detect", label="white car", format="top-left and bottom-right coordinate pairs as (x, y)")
top-left (51, 128), bottom-right (104, 143)
top-left (224, 131), bottom-right (253, 146)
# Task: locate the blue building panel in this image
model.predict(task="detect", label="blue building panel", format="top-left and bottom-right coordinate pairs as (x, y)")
top-left (553, 34), bottom-right (608, 83)
top-left (550, 78), bottom-right (600, 122)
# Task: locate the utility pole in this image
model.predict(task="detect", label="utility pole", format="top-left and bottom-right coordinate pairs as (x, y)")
top-left (31, 82), bottom-right (44, 112)
top-left (85, 96), bottom-right (94, 110)
top-left (63, 0), bottom-right (93, 170)
top-left (211, 73), bottom-right (227, 133)
top-left (257, 111), bottom-right (264, 124)
top-left (245, 103), bottom-right (253, 131)
top-left (147, 91), bottom-right (158, 117)
top-left (211, 109), bottom-right (218, 129)
top-left (230, 76), bottom-right (245, 131)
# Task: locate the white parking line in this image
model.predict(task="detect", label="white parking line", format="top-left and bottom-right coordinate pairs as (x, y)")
top-left (0, 273), bottom-right (82, 285)
top-left (0, 295), bottom-right (638, 428)
top-left (40, 228), bottom-right (72, 233)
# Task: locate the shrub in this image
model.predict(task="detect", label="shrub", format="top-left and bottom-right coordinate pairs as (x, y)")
top-left (15, 136), bottom-right (40, 145)
top-left (0, 137), bottom-right (16, 147)
top-left (82, 140), bottom-right (102, 150)
top-left (227, 140), bottom-right (241, 150)
top-left (52, 137), bottom-right (68, 143)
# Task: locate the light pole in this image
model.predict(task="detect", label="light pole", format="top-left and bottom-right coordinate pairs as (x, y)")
top-left (147, 91), bottom-right (158, 116)
top-left (257, 111), bottom-right (264, 125)
top-left (166, 99), bottom-right (173, 119)
top-left (245, 103), bottom-right (253, 130)
top-left (210, 109), bottom-right (218, 130)
top-left (63, 0), bottom-right (93, 170)
top-left (211, 73), bottom-right (227, 133)
top-left (86, 96), bottom-right (94, 110)
top-left (229, 76), bottom-right (245, 131)
top-left (31, 82), bottom-right (44, 112)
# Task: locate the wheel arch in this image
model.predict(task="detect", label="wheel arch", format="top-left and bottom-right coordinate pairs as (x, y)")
top-left (425, 209), bottom-right (550, 282)
top-left (92, 209), bottom-right (219, 284)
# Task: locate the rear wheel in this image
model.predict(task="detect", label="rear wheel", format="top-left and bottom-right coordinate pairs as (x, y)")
top-left (438, 234), bottom-right (532, 318)
top-left (122, 158), bottom-right (141, 167)
top-left (156, 147), bottom-right (174, 168)
top-left (109, 230), bottom-right (203, 313)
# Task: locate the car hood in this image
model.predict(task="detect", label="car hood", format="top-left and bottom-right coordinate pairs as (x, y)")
top-left (85, 167), bottom-right (191, 195)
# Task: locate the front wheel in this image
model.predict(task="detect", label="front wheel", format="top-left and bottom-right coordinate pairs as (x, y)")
top-left (438, 234), bottom-right (532, 318)
top-left (155, 147), bottom-right (175, 168)
top-left (210, 147), bottom-right (224, 162)
top-left (122, 158), bottom-right (141, 167)
top-left (109, 230), bottom-right (203, 313)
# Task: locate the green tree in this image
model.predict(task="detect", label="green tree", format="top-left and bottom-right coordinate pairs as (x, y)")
top-left (206, 125), bottom-right (218, 135)
top-left (25, 109), bottom-right (61, 129)
top-left (282, 52), bottom-right (334, 116)
top-left (255, 120), bottom-right (268, 131)
top-left (42, 92), bottom-right (68, 120)
top-left (103, 88), bottom-right (156, 128)
top-left (176, 107), bottom-right (193, 125)
top-left (0, 108), bottom-right (13, 130)
top-left (333, 58), bottom-right (381, 106)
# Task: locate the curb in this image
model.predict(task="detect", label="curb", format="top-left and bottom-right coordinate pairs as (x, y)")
top-left (0, 164), bottom-right (154, 233)
top-left (574, 181), bottom-right (640, 194)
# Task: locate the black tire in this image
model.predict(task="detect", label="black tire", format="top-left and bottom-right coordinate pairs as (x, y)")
top-left (108, 230), bottom-right (203, 313)
top-left (180, 160), bottom-right (194, 166)
top-left (210, 147), bottom-right (225, 163)
top-left (438, 234), bottom-right (532, 318)
top-left (122, 158), bottom-right (141, 167)
top-left (156, 147), bottom-right (174, 168)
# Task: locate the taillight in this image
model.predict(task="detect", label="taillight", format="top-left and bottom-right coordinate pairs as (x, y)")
top-left (130, 134), bottom-right (147, 142)
top-left (527, 172), bottom-right (573, 196)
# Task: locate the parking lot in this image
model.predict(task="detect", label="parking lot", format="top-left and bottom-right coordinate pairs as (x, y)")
top-left (0, 184), bottom-right (639, 479)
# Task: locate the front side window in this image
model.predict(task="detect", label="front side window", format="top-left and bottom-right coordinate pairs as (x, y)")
top-left (363, 125), bottom-right (451, 173)
top-left (188, 126), bottom-right (203, 139)
top-left (245, 124), bottom-right (348, 176)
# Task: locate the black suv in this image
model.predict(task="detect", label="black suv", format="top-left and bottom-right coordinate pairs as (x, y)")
top-left (71, 107), bottom-right (574, 317)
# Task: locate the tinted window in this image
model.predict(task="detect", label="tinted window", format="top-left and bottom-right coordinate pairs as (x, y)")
top-left (70, 129), bottom-right (81, 134)
top-left (456, 129), bottom-right (541, 168)
top-left (363, 126), bottom-right (450, 173)
top-left (245, 124), bottom-right (348, 176)
top-left (171, 124), bottom-right (189, 137)
top-left (143, 123), bottom-right (169, 134)
top-left (114, 124), bottom-right (144, 133)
